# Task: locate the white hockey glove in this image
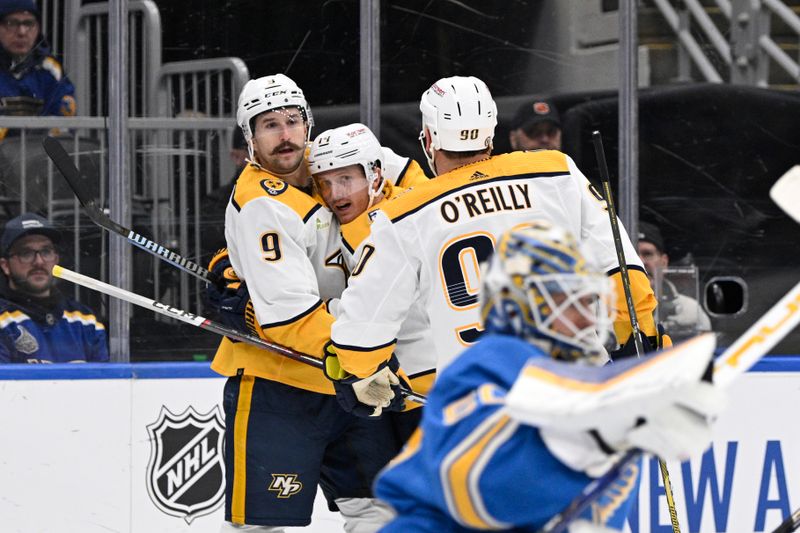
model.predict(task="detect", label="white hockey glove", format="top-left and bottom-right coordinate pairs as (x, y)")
top-left (324, 344), bottom-right (409, 417)
top-left (352, 367), bottom-right (400, 414)
top-left (621, 381), bottom-right (726, 462)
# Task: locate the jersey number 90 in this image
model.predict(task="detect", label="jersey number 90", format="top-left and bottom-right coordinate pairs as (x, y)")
top-left (439, 232), bottom-right (495, 345)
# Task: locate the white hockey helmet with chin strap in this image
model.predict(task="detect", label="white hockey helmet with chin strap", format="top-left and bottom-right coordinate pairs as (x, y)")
top-left (236, 73), bottom-right (313, 161)
top-left (308, 123), bottom-right (385, 208)
top-left (419, 75), bottom-right (497, 175)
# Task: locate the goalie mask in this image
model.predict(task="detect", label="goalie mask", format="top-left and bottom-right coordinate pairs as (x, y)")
top-left (479, 221), bottom-right (612, 363)
top-left (419, 75), bottom-right (497, 175)
top-left (236, 74), bottom-right (313, 161)
top-left (308, 123), bottom-right (385, 217)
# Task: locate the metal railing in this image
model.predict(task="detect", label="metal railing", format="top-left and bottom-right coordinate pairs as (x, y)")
top-left (68, 0), bottom-right (162, 117)
top-left (0, 116), bottom-right (236, 325)
top-left (652, 0), bottom-right (800, 86)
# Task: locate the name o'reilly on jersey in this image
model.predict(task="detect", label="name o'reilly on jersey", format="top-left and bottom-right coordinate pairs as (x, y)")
top-left (440, 182), bottom-right (532, 223)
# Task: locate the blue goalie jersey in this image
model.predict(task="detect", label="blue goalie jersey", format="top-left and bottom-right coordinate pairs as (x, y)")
top-left (374, 334), bottom-right (640, 532)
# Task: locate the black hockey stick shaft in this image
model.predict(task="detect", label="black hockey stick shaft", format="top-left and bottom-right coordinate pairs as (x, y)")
top-left (52, 265), bottom-right (427, 405)
top-left (42, 136), bottom-right (222, 287)
top-left (771, 507), bottom-right (800, 533)
top-left (591, 131), bottom-right (646, 357)
top-left (591, 131), bottom-right (681, 533)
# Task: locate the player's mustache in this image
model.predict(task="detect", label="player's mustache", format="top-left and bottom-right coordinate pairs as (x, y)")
top-left (272, 142), bottom-right (301, 154)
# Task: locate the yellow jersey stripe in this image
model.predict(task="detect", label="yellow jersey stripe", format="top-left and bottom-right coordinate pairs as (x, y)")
top-left (404, 369), bottom-right (436, 410)
top-left (232, 164), bottom-right (321, 220)
top-left (441, 411), bottom-right (516, 530)
top-left (381, 151), bottom-right (570, 222)
top-left (0, 310), bottom-right (28, 328)
top-left (63, 310), bottom-right (105, 329)
top-left (331, 339), bottom-right (396, 378)
top-left (231, 375), bottom-right (255, 524)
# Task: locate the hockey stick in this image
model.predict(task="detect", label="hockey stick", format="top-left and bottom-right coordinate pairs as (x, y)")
top-left (52, 265), bottom-right (427, 406)
top-left (539, 164), bottom-right (800, 533)
top-left (41, 136), bottom-right (222, 287)
top-left (771, 506), bottom-right (800, 533)
top-left (591, 131), bottom-right (682, 533)
top-left (770, 165), bottom-right (800, 224)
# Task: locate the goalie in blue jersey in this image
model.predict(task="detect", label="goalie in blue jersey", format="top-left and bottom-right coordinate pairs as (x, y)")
top-left (374, 220), bottom-right (726, 532)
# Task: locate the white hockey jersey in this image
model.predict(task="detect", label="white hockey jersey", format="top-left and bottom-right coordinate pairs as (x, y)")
top-left (331, 150), bottom-right (657, 375)
top-left (211, 150), bottom-right (429, 394)
top-left (337, 181), bottom-right (437, 402)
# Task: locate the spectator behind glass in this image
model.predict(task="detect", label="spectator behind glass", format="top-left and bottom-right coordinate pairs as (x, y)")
top-left (0, 213), bottom-right (108, 363)
top-left (508, 97), bottom-right (562, 151)
top-left (0, 0), bottom-right (76, 141)
top-left (637, 221), bottom-right (712, 341)
top-left (199, 126), bottom-right (248, 266)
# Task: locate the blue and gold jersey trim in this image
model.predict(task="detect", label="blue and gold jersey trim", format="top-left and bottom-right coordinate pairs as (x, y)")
top-left (440, 409), bottom-right (516, 530)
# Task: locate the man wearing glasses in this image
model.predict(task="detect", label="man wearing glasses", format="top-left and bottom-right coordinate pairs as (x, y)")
top-left (0, 0), bottom-right (76, 140)
top-left (0, 213), bottom-right (108, 363)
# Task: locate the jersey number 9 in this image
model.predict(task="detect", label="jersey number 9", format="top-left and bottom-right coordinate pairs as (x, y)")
top-left (439, 232), bottom-right (495, 345)
top-left (260, 232), bottom-right (282, 262)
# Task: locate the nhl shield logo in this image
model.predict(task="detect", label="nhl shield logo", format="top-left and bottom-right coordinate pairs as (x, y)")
top-left (146, 405), bottom-right (226, 524)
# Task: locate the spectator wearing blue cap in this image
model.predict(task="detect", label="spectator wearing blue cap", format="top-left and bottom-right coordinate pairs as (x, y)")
top-left (0, 0), bottom-right (76, 140)
top-left (0, 213), bottom-right (108, 363)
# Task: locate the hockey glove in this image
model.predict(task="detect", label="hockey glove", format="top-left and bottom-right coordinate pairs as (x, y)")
top-left (205, 248), bottom-right (253, 334)
top-left (609, 323), bottom-right (672, 360)
top-left (323, 343), bottom-right (409, 418)
top-left (624, 380), bottom-right (726, 461)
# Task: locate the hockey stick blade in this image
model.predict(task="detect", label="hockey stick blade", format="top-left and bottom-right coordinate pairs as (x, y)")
top-left (42, 136), bottom-right (221, 287)
top-left (51, 264), bottom-right (427, 406)
top-left (770, 165), bottom-right (800, 224)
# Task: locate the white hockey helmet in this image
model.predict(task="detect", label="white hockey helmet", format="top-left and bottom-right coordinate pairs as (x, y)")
top-left (236, 74), bottom-right (313, 160)
top-left (480, 220), bottom-right (613, 363)
top-left (308, 123), bottom-right (385, 207)
top-left (419, 75), bottom-right (497, 174)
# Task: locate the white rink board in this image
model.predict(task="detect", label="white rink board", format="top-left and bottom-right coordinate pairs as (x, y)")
top-left (0, 361), bottom-right (798, 533)
top-left (628, 372), bottom-right (800, 533)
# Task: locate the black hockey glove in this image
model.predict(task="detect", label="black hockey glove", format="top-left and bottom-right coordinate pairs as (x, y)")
top-left (323, 343), bottom-right (409, 418)
top-left (609, 324), bottom-right (672, 360)
top-left (205, 248), bottom-right (252, 334)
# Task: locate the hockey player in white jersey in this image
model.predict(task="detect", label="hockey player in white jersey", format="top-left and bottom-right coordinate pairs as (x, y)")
top-left (328, 75), bottom-right (661, 398)
top-left (374, 221), bottom-right (725, 532)
top-left (307, 123), bottom-right (436, 422)
top-left (212, 74), bottom-right (412, 532)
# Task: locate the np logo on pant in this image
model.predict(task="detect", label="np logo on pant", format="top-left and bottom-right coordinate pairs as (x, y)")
top-left (146, 405), bottom-right (226, 524)
top-left (269, 474), bottom-right (303, 498)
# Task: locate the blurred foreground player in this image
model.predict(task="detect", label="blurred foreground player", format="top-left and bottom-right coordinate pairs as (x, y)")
top-left (375, 221), bottom-right (725, 532)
